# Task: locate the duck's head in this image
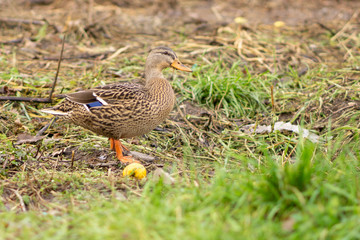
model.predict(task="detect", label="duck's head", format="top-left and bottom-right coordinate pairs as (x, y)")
top-left (145, 47), bottom-right (192, 75)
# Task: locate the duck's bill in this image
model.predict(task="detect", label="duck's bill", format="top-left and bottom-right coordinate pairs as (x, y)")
top-left (171, 60), bottom-right (192, 72)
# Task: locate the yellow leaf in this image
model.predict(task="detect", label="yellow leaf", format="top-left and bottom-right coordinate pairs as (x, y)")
top-left (274, 21), bottom-right (286, 28)
top-left (234, 17), bottom-right (248, 24)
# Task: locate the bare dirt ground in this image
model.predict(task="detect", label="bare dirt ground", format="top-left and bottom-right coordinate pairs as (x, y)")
top-left (1, 0), bottom-right (359, 60)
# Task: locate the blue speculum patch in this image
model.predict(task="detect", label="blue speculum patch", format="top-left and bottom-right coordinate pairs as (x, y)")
top-left (86, 101), bottom-right (103, 108)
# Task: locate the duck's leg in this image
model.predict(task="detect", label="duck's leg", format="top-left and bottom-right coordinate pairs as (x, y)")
top-left (109, 138), bottom-right (115, 150)
top-left (113, 139), bottom-right (139, 164)
top-left (109, 138), bottom-right (129, 151)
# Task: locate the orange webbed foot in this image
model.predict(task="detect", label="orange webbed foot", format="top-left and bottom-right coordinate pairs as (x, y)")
top-left (112, 139), bottom-right (139, 164)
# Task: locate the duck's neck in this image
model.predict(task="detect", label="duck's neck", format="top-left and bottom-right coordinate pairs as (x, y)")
top-left (145, 66), bottom-right (164, 85)
top-left (144, 65), bottom-right (174, 104)
top-left (144, 65), bottom-right (166, 88)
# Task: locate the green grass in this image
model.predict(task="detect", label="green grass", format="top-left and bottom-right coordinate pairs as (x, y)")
top-left (1, 55), bottom-right (360, 239)
top-left (174, 59), bottom-right (271, 118)
top-left (1, 137), bottom-right (360, 239)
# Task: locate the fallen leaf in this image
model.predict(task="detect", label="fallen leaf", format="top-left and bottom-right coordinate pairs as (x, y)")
top-left (129, 151), bottom-right (155, 162)
top-left (16, 133), bottom-right (45, 145)
top-left (234, 17), bottom-right (248, 24)
top-left (274, 21), bottom-right (286, 28)
top-left (152, 168), bottom-right (175, 185)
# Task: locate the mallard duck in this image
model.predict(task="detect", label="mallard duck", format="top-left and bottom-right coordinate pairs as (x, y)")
top-left (42, 47), bottom-right (192, 163)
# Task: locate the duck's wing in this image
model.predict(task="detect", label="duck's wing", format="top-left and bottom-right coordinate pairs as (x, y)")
top-left (92, 82), bottom-right (145, 105)
top-left (41, 82), bottom-right (145, 116)
top-left (64, 82), bottom-right (144, 104)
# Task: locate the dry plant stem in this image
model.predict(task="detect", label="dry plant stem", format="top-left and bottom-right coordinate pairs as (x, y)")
top-left (0, 96), bottom-right (52, 102)
top-left (121, 183), bottom-right (142, 197)
top-left (36, 117), bottom-right (58, 137)
top-left (43, 52), bottom-right (110, 61)
top-left (270, 85), bottom-right (275, 132)
top-left (331, 10), bottom-right (359, 41)
top-left (34, 144), bottom-right (41, 158)
top-left (90, 162), bottom-right (119, 167)
top-left (282, 142), bottom-right (298, 166)
top-left (271, 85), bottom-right (275, 112)
top-left (49, 35), bottom-right (66, 100)
top-left (11, 189), bottom-right (26, 212)
top-left (0, 38), bottom-right (23, 44)
top-left (2, 159), bottom-right (8, 169)
top-left (0, 17), bottom-right (45, 25)
top-left (71, 151), bottom-right (75, 168)
top-left (317, 22), bottom-right (336, 36)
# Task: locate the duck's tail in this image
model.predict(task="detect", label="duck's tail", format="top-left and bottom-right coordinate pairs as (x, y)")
top-left (41, 108), bottom-right (69, 116)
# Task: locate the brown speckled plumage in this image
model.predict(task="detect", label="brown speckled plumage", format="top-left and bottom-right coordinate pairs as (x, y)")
top-left (42, 47), bottom-right (192, 143)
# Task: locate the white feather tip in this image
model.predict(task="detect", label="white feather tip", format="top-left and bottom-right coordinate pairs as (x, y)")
top-left (41, 109), bottom-right (68, 116)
